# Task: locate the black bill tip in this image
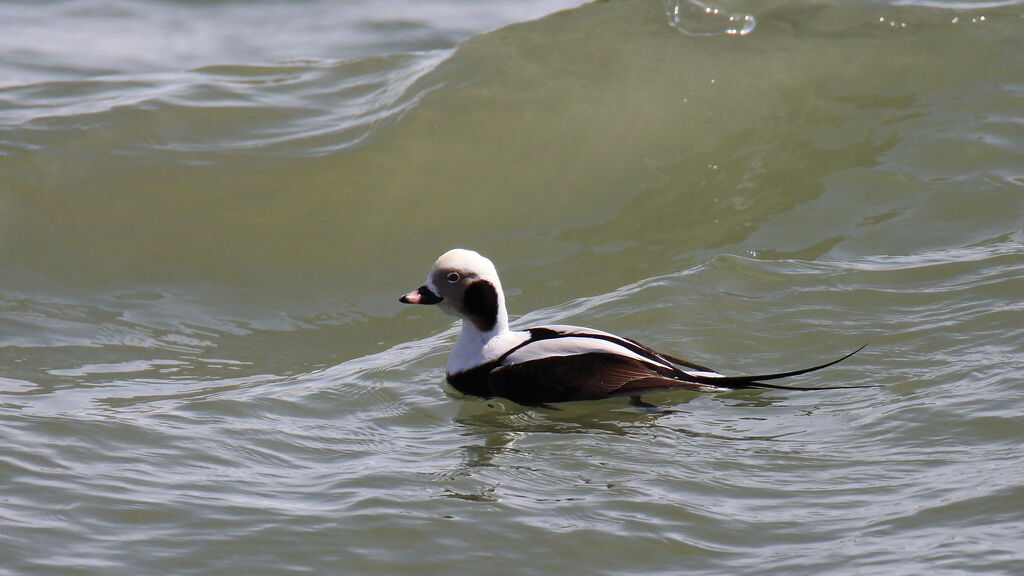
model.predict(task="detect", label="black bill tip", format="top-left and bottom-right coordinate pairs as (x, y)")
top-left (399, 285), bottom-right (443, 305)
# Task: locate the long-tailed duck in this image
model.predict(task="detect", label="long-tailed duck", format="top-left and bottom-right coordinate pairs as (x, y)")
top-left (400, 249), bottom-right (864, 407)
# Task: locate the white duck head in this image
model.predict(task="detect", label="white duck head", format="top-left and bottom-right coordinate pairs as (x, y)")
top-left (400, 248), bottom-right (509, 334)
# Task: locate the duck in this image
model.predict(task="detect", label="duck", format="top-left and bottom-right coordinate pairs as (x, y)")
top-left (400, 249), bottom-right (865, 407)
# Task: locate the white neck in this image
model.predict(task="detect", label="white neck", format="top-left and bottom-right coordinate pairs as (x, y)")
top-left (446, 296), bottom-right (526, 375)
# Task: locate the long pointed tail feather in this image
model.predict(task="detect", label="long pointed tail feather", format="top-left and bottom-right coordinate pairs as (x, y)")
top-left (677, 344), bottom-right (870, 390)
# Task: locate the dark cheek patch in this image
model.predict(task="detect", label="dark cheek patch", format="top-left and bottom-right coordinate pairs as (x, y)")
top-left (463, 280), bottom-right (499, 332)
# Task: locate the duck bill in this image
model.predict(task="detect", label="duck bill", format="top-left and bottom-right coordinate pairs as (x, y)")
top-left (399, 285), bottom-right (443, 305)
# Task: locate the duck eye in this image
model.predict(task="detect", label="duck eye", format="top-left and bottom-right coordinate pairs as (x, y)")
top-left (446, 272), bottom-right (460, 283)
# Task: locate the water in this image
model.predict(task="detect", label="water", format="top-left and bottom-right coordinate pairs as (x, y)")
top-left (2, 0), bottom-right (1023, 573)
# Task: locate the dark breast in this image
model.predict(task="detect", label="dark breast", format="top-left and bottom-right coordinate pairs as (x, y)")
top-left (446, 362), bottom-right (500, 399)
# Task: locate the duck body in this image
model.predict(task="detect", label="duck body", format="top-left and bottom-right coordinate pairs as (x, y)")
top-left (400, 249), bottom-right (863, 407)
top-left (444, 324), bottom-right (726, 405)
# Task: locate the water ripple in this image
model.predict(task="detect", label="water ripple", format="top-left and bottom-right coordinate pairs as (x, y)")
top-left (0, 52), bottom-right (450, 159)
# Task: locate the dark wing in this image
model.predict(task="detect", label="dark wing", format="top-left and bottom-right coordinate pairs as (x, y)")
top-left (531, 325), bottom-right (720, 374)
top-left (478, 325), bottom-right (869, 406)
top-left (533, 326), bottom-right (868, 391)
top-left (487, 352), bottom-right (716, 405)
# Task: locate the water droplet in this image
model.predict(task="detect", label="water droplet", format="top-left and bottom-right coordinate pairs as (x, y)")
top-left (665, 0), bottom-right (756, 37)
